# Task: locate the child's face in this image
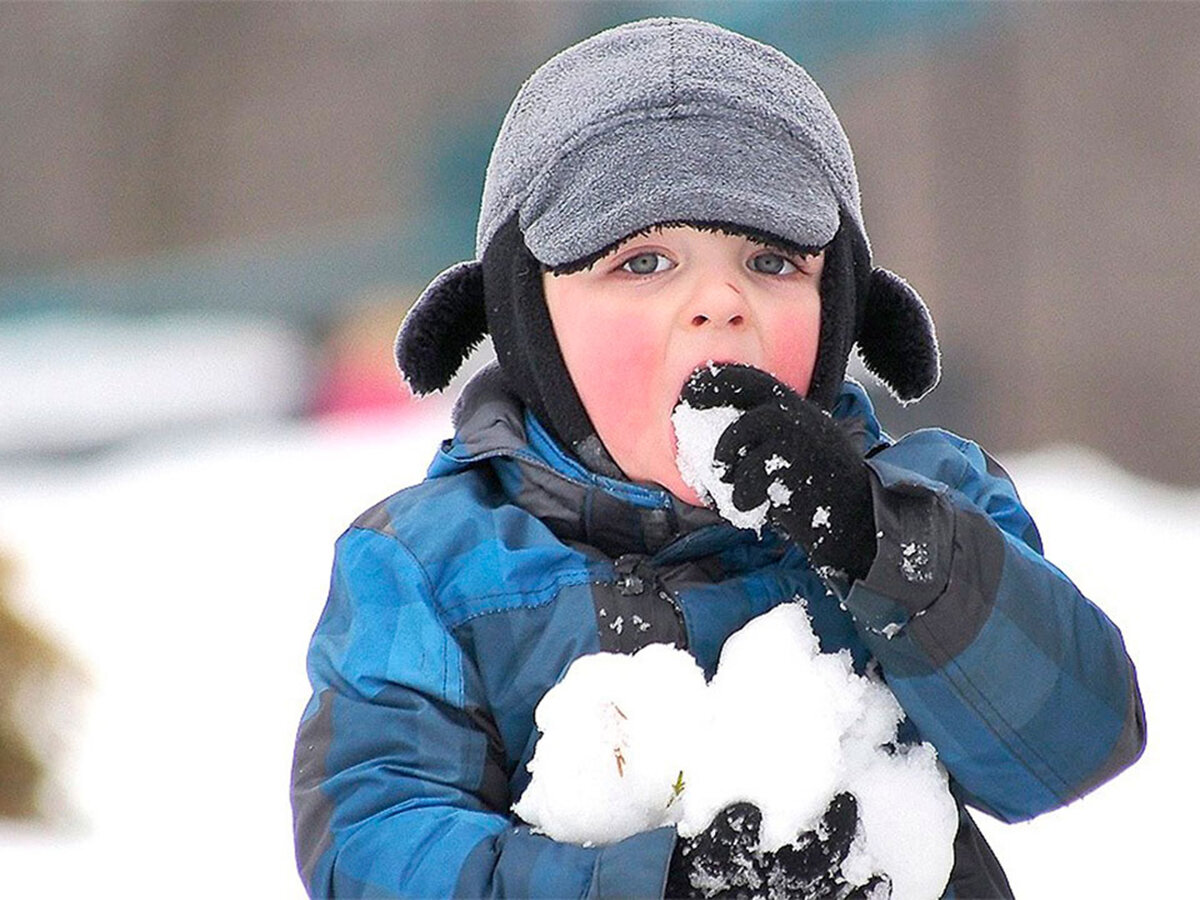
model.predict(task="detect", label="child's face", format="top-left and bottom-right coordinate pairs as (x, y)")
top-left (543, 225), bottom-right (824, 505)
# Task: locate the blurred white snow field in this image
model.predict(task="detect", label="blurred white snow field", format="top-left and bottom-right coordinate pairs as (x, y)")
top-left (0, 313), bottom-right (312, 457)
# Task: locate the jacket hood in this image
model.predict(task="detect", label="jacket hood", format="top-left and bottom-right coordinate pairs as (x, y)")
top-left (427, 362), bottom-right (886, 559)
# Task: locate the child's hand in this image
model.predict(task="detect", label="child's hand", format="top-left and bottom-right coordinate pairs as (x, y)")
top-left (679, 364), bottom-right (877, 580)
top-left (665, 795), bottom-right (890, 898)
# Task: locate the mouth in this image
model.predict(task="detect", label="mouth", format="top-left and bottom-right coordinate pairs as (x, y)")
top-left (676, 358), bottom-right (740, 397)
top-left (669, 359), bottom-right (743, 454)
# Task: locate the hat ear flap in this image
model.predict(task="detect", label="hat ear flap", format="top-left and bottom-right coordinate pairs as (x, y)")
top-left (394, 260), bottom-right (487, 394)
top-left (856, 267), bottom-right (940, 404)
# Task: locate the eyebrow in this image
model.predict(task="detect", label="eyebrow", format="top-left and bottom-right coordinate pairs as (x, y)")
top-left (547, 221), bottom-right (825, 276)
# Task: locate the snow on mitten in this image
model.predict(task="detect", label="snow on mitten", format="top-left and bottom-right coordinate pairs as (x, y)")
top-left (665, 795), bottom-right (890, 899)
top-left (679, 364), bottom-right (877, 581)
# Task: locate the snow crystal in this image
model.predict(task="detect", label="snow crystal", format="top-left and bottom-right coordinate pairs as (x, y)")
top-left (812, 505), bottom-right (832, 530)
top-left (672, 401), bottom-right (769, 532)
top-left (899, 542), bottom-right (932, 584)
top-left (513, 604), bottom-right (958, 900)
top-left (766, 479), bottom-right (793, 508)
top-left (764, 455), bottom-right (791, 474)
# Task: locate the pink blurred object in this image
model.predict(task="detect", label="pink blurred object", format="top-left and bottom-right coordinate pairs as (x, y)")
top-left (311, 355), bottom-right (419, 421)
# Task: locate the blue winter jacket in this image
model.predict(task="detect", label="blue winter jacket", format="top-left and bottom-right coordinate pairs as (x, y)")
top-left (291, 366), bottom-right (1144, 899)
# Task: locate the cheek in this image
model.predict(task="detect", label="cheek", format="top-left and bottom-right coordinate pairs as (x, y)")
top-left (552, 306), bottom-right (662, 443)
top-left (569, 331), bottom-right (659, 425)
top-left (764, 305), bottom-right (821, 397)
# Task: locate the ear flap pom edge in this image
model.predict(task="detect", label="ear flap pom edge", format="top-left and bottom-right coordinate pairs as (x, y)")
top-left (856, 267), bottom-right (941, 405)
top-left (394, 260), bottom-right (487, 395)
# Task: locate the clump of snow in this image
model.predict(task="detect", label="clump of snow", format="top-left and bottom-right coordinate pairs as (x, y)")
top-left (513, 603), bottom-right (957, 900)
top-left (898, 541), bottom-right (932, 583)
top-left (512, 644), bottom-right (708, 845)
top-left (672, 401), bottom-right (769, 532)
top-left (765, 479), bottom-right (793, 507)
top-left (812, 505), bottom-right (832, 530)
top-left (764, 455), bottom-right (791, 474)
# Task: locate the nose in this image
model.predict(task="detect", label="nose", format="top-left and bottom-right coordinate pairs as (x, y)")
top-left (684, 280), bottom-right (749, 330)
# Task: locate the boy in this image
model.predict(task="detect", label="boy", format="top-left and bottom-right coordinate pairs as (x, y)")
top-left (291, 18), bottom-right (1144, 899)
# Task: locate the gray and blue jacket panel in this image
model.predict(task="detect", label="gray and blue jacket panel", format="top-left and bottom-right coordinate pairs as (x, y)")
top-left (291, 372), bottom-right (1144, 898)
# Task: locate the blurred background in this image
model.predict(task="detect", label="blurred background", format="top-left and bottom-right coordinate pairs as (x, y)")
top-left (0, 2), bottom-right (1196, 897)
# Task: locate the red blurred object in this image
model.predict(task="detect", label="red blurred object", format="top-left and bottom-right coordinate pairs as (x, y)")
top-left (312, 354), bottom-right (419, 421)
top-left (310, 295), bottom-right (423, 422)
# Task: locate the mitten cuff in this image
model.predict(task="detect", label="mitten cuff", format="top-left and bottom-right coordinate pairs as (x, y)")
top-left (858, 465), bottom-right (956, 617)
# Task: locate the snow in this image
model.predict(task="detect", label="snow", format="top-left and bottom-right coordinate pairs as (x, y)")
top-left (672, 401), bottom-right (771, 532)
top-left (672, 398), bottom-right (808, 534)
top-left (0, 394), bottom-right (1193, 898)
top-left (812, 506), bottom-right (832, 530)
top-left (0, 313), bottom-right (311, 455)
top-left (764, 455), bottom-right (791, 474)
top-left (513, 643), bottom-right (708, 847)
top-left (766, 479), bottom-right (794, 508)
top-left (514, 604), bottom-right (957, 899)
top-left (897, 541), bottom-right (932, 584)
top-left (0, 407), bottom-right (452, 898)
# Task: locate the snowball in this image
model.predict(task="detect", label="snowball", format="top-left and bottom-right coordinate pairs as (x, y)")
top-left (672, 401), bottom-right (769, 532)
top-left (511, 644), bottom-right (708, 845)
top-left (513, 604), bottom-right (957, 899)
top-left (841, 742), bottom-right (958, 900)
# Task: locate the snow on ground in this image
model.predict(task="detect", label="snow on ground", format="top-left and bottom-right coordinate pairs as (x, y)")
top-left (0, 413), bottom-right (1193, 898)
top-left (0, 407), bottom-right (453, 898)
top-left (0, 313), bottom-right (311, 455)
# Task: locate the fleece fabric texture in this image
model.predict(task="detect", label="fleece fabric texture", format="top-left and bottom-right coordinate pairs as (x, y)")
top-left (477, 17), bottom-right (858, 267)
top-left (291, 367), bottom-right (1144, 898)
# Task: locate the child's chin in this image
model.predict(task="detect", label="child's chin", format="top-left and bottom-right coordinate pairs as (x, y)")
top-left (663, 475), bottom-right (706, 508)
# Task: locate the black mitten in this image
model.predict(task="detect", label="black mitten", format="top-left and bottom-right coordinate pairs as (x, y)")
top-left (679, 364), bottom-right (877, 581)
top-left (665, 795), bottom-right (890, 899)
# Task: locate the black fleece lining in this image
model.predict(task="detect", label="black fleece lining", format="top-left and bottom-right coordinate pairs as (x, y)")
top-left (805, 212), bottom-right (869, 411)
top-left (483, 214), bottom-right (621, 476)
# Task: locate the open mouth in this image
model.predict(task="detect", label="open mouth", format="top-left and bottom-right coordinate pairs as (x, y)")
top-left (670, 360), bottom-right (739, 445)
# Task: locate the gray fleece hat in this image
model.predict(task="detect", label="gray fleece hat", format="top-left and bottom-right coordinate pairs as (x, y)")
top-left (397, 17), bottom-right (938, 423)
top-left (477, 16), bottom-right (858, 267)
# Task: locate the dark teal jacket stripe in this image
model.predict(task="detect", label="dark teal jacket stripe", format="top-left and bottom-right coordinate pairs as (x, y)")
top-left (846, 432), bottom-right (1145, 823)
top-left (291, 375), bottom-right (1143, 897)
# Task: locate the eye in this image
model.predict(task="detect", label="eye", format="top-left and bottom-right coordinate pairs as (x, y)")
top-left (621, 251), bottom-right (673, 275)
top-left (747, 251), bottom-right (797, 275)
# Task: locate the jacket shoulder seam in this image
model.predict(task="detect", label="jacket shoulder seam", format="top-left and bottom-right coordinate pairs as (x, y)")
top-left (346, 522), bottom-right (442, 623)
